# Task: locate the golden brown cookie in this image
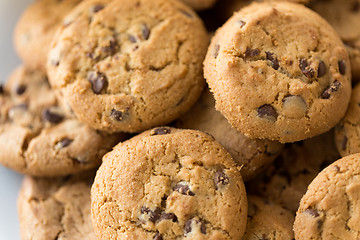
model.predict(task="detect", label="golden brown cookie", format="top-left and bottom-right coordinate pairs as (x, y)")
top-left (14, 0), bottom-right (82, 72)
top-left (294, 154), bottom-right (360, 239)
top-left (47, 0), bottom-right (208, 133)
top-left (18, 172), bottom-right (96, 240)
top-left (176, 89), bottom-right (283, 181)
top-left (204, 1), bottom-right (351, 143)
top-left (91, 127), bottom-right (247, 239)
top-left (181, 0), bottom-right (217, 10)
top-left (0, 66), bottom-right (125, 176)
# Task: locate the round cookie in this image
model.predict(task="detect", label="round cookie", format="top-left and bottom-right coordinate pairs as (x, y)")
top-left (176, 89), bottom-right (284, 181)
top-left (247, 130), bottom-right (340, 214)
top-left (91, 127), bottom-right (247, 240)
top-left (14, 0), bottom-right (82, 72)
top-left (310, 0), bottom-right (360, 81)
top-left (181, 0), bottom-right (217, 10)
top-left (0, 66), bottom-right (125, 177)
top-left (204, 1), bottom-right (352, 143)
top-left (243, 195), bottom-right (295, 240)
top-left (335, 83), bottom-right (360, 157)
top-left (294, 154), bottom-right (360, 240)
top-left (18, 172), bottom-right (96, 240)
top-left (47, 0), bottom-right (208, 133)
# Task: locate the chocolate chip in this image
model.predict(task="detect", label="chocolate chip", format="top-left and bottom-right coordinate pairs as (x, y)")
top-left (265, 52), bottom-right (279, 70)
top-left (173, 183), bottom-right (195, 196)
top-left (257, 104), bottom-right (278, 121)
top-left (42, 109), bottom-right (63, 123)
top-left (299, 58), bottom-right (314, 78)
top-left (110, 109), bottom-right (125, 121)
top-left (141, 207), bottom-right (161, 223)
top-left (179, 9), bottom-right (193, 18)
top-left (321, 80), bottom-right (341, 99)
top-left (334, 165), bottom-right (340, 172)
top-left (213, 44), bottom-right (220, 58)
top-left (342, 135), bottom-right (348, 151)
top-left (142, 24), bottom-right (150, 40)
top-left (129, 35), bottom-right (137, 43)
top-left (56, 138), bottom-right (73, 149)
top-left (214, 171), bottom-right (229, 189)
top-left (160, 212), bottom-right (178, 222)
top-left (238, 20), bottom-right (246, 28)
top-left (153, 233), bottom-right (163, 240)
top-left (338, 60), bottom-right (346, 75)
top-left (87, 71), bottom-right (107, 94)
top-left (317, 61), bottom-right (326, 78)
top-left (184, 219), bottom-right (206, 234)
top-left (200, 222), bottom-right (206, 234)
top-left (101, 38), bottom-right (118, 56)
top-left (245, 47), bottom-right (260, 57)
top-left (150, 127), bottom-right (171, 136)
top-left (351, 1), bottom-right (360, 12)
top-left (16, 84), bottom-right (26, 95)
top-left (184, 219), bottom-right (192, 234)
top-left (305, 208), bottom-right (319, 218)
top-left (91, 4), bottom-right (104, 13)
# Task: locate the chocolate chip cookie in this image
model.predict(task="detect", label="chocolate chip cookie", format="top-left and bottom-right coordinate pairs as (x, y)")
top-left (91, 127), bottom-right (247, 239)
top-left (247, 130), bottom-right (340, 213)
top-left (47, 0), bottom-right (208, 133)
top-left (294, 154), bottom-right (360, 240)
top-left (204, 1), bottom-right (351, 143)
top-left (14, 0), bottom-right (82, 72)
top-left (0, 66), bottom-right (124, 176)
top-left (18, 172), bottom-right (96, 240)
top-left (335, 83), bottom-right (360, 157)
top-left (243, 195), bottom-right (295, 240)
top-left (310, 0), bottom-right (360, 81)
top-left (176, 89), bottom-right (284, 181)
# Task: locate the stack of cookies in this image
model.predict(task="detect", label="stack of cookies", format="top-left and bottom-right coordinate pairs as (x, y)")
top-left (2, 0), bottom-right (360, 239)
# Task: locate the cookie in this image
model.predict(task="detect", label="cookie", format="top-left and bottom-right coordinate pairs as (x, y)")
top-left (294, 154), bottom-right (360, 240)
top-left (18, 172), bottom-right (96, 240)
top-left (247, 130), bottom-right (340, 214)
top-left (47, 0), bottom-right (208, 133)
top-left (204, 1), bottom-right (352, 143)
top-left (310, 0), bottom-right (360, 81)
top-left (335, 83), bottom-right (360, 157)
top-left (181, 0), bottom-right (217, 10)
top-left (0, 66), bottom-right (125, 177)
top-left (91, 127), bottom-right (247, 240)
top-left (176, 89), bottom-right (283, 181)
top-left (14, 0), bottom-right (82, 72)
top-left (243, 195), bottom-right (295, 240)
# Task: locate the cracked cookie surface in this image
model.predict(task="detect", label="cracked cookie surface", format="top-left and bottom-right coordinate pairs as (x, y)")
top-left (310, 0), bottom-right (360, 81)
top-left (47, 0), bottom-right (208, 133)
top-left (335, 83), bottom-right (360, 157)
top-left (204, 1), bottom-right (351, 143)
top-left (14, 0), bottom-right (82, 72)
top-left (294, 154), bottom-right (360, 240)
top-left (243, 195), bottom-right (295, 240)
top-left (176, 89), bottom-right (283, 181)
top-left (247, 130), bottom-right (340, 214)
top-left (17, 171), bottom-right (96, 240)
top-left (91, 127), bottom-right (247, 240)
top-left (0, 66), bottom-right (124, 176)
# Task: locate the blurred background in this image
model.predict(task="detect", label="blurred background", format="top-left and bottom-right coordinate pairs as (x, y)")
top-left (0, 0), bottom-right (33, 239)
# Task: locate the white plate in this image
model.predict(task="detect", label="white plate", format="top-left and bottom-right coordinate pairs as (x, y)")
top-left (0, 0), bottom-right (34, 239)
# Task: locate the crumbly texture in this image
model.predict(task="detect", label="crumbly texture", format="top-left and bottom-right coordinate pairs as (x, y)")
top-left (247, 130), bottom-right (340, 214)
top-left (310, 0), bottom-right (360, 81)
top-left (335, 83), bottom-right (360, 157)
top-left (181, 0), bottom-right (217, 10)
top-left (204, 1), bottom-right (351, 143)
top-left (0, 66), bottom-right (124, 177)
top-left (294, 154), bottom-right (360, 240)
top-left (91, 127), bottom-right (247, 240)
top-left (243, 195), bottom-right (295, 240)
top-left (176, 89), bottom-right (283, 181)
top-left (47, 0), bottom-right (208, 133)
top-left (18, 172), bottom-right (96, 240)
top-left (14, 0), bottom-right (82, 72)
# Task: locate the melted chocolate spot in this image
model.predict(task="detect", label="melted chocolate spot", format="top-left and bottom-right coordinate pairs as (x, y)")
top-left (299, 58), bottom-right (314, 78)
top-left (101, 38), bottom-right (118, 56)
top-left (142, 24), bottom-right (150, 40)
top-left (173, 183), bottom-right (195, 196)
top-left (317, 61), bottom-right (326, 78)
top-left (141, 207), bottom-right (161, 223)
top-left (160, 213), bottom-right (178, 222)
top-left (87, 71), bottom-right (108, 94)
top-left (16, 84), bottom-right (26, 95)
top-left (214, 171), bottom-right (229, 189)
top-left (110, 109), bottom-right (125, 121)
top-left (245, 47), bottom-right (260, 57)
top-left (42, 109), bottom-right (63, 123)
top-left (92, 4), bottom-right (104, 13)
top-left (129, 35), bottom-right (137, 43)
top-left (56, 138), bottom-right (73, 149)
top-left (321, 80), bottom-right (341, 99)
top-left (338, 60), bottom-right (346, 75)
top-left (184, 219), bottom-right (206, 234)
top-left (150, 127), bottom-right (171, 136)
top-left (257, 104), bottom-right (278, 121)
top-left (266, 52), bottom-right (279, 70)
top-left (305, 208), bottom-right (319, 218)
